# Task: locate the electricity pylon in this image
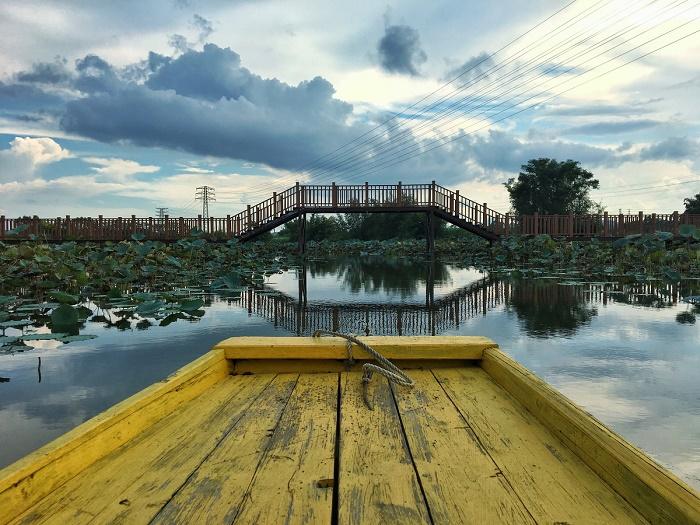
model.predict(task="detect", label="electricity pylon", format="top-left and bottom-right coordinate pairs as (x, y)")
top-left (155, 207), bottom-right (169, 219)
top-left (195, 186), bottom-right (216, 218)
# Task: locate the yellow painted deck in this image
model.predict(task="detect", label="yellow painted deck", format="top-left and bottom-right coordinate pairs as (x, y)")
top-left (1, 337), bottom-right (699, 524)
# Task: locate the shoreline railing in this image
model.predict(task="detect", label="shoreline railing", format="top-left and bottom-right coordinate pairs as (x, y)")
top-left (1, 182), bottom-right (698, 241)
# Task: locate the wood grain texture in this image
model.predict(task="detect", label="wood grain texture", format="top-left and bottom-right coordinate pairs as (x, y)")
top-left (482, 347), bottom-right (700, 524)
top-left (11, 374), bottom-right (274, 525)
top-left (231, 358), bottom-right (470, 375)
top-left (392, 370), bottom-right (536, 524)
top-left (337, 372), bottom-right (431, 525)
top-left (232, 373), bottom-right (338, 524)
top-left (0, 348), bottom-right (228, 525)
top-left (217, 335), bottom-right (494, 360)
top-left (435, 367), bottom-right (647, 524)
top-left (150, 374), bottom-right (299, 524)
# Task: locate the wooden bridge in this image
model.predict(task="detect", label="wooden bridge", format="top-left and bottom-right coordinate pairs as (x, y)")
top-left (2, 182), bottom-right (698, 247)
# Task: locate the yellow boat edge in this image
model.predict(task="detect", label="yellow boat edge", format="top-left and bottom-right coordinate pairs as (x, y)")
top-left (0, 336), bottom-right (697, 524)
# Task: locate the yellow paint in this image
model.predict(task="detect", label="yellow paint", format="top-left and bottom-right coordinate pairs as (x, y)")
top-left (435, 366), bottom-right (646, 523)
top-left (12, 374), bottom-right (273, 524)
top-left (392, 369), bottom-right (536, 523)
top-left (231, 358), bottom-right (470, 374)
top-left (150, 374), bottom-right (299, 524)
top-left (337, 372), bottom-right (431, 524)
top-left (482, 347), bottom-right (700, 524)
top-left (216, 335), bottom-right (494, 360)
top-left (1, 337), bottom-right (698, 525)
top-left (233, 373), bottom-right (338, 524)
top-left (0, 348), bottom-right (228, 524)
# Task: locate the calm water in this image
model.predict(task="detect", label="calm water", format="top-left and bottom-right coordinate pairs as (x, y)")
top-left (1, 256), bottom-right (699, 489)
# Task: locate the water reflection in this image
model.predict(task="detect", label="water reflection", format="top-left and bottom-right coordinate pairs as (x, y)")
top-left (0, 256), bottom-right (698, 490)
top-left (506, 280), bottom-right (598, 338)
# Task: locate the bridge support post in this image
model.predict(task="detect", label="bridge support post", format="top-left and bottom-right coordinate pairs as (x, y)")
top-left (297, 213), bottom-right (306, 255)
top-left (425, 211), bottom-right (435, 254)
top-left (672, 211), bottom-right (679, 236)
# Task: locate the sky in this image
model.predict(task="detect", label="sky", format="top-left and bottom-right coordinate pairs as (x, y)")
top-left (0, 0), bottom-right (699, 218)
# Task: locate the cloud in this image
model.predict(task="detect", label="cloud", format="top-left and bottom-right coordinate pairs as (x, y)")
top-left (60, 44), bottom-right (361, 170)
top-left (0, 136), bottom-right (71, 182)
top-left (83, 157), bottom-right (160, 180)
top-left (377, 24), bottom-right (427, 76)
top-left (443, 52), bottom-right (494, 83)
top-left (8, 136), bottom-right (72, 165)
top-left (192, 14), bottom-right (213, 43)
top-left (16, 58), bottom-right (72, 85)
top-left (637, 136), bottom-right (699, 162)
top-left (544, 102), bottom-right (657, 117)
top-left (168, 14), bottom-right (215, 54)
top-left (562, 119), bottom-right (661, 136)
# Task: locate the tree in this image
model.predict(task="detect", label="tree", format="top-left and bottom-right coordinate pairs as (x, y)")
top-left (504, 158), bottom-right (599, 215)
top-left (684, 193), bottom-right (700, 214)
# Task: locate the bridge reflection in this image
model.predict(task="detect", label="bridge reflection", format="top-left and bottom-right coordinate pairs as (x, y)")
top-left (233, 262), bottom-right (507, 336)
top-left (227, 261), bottom-right (689, 336)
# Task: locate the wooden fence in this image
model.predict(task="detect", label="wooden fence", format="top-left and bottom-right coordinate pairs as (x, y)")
top-left (1, 182), bottom-right (698, 241)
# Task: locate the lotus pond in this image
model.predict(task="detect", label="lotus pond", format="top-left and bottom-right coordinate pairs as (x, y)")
top-left (1, 234), bottom-right (700, 490)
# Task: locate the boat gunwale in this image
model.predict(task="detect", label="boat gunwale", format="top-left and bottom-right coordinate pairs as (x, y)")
top-left (482, 347), bottom-right (700, 524)
top-left (1, 336), bottom-right (698, 524)
top-left (0, 348), bottom-right (229, 524)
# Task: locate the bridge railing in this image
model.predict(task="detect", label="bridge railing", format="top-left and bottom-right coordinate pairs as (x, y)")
top-left (3, 182), bottom-right (699, 241)
top-left (514, 212), bottom-right (700, 237)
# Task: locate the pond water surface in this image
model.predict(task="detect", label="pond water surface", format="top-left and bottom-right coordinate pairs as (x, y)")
top-left (1, 256), bottom-right (699, 489)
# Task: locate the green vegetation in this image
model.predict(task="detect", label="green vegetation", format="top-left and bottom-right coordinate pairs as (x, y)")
top-left (0, 230), bottom-right (297, 353)
top-left (504, 158), bottom-right (600, 215)
top-left (275, 211), bottom-right (463, 242)
top-left (2, 222), bottom-right (699, 354)
top-left (685, 192), bottom-right (700, 214)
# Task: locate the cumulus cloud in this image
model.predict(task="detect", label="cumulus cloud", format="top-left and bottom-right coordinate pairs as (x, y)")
top-left (83, 157), bottom-right (160, 180)
top-left (0, 137), bottom-right (71, 182)
top-left (7, 136), bottom-right (72, 165)
top-left (59, 44), bottom-right (361, 170)
top-left (377, 24), bottom-right (427, 76)
top-left (3, 41), bottom-right (698, 192)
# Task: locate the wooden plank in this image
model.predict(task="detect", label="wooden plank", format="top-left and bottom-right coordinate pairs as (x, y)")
top-left (337, 372), bottom-right (431, 524)
top-left (435, 367), bottom-right (646, 524)
top-left (392, 370), bottom-right (536, 523)
top-left (482, 348), bottom-right (700, 524)
top-left (150, 374), bottom-right (299, 524)
top-left (11, 374), bottom-right (274, 525)
top-left (0, 349), bottom-right (229, 524)
top-left (216, 335), bottom-right (494, 360)
top-left (231, 358), bottom-right (471, 374)
top-left (232, 373), bottom-right (338, 524)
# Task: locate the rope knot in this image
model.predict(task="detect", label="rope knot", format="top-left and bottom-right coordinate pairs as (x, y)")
top-left (313, 330), bottom-right (414, 410)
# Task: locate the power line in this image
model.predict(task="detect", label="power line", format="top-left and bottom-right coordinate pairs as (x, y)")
top-left (239, 0), bottom-right (691, 199)
top-left (343, 10), bottom-right (700, 181)
top-left (155, 207), bottom-right (169, 219)
top-left (231, 0), bottom-right (603, 198)
top-left (329, 0), bottom-right (695, 182)
top-left (195, 186), bottom-right (216, 218)
top-left (208, 1), bottom-right (698, 210)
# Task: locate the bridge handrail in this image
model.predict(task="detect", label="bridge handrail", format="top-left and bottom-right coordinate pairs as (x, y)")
top-left (3, 182), bottom-right (698, 241)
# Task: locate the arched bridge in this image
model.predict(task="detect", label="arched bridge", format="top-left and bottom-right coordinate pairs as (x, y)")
top-left (2, 182), bottom-right (698, 243)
